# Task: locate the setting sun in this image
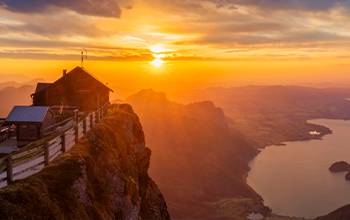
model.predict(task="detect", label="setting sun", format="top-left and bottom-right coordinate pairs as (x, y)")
top-left (151, 59), bottom-right (164, 68)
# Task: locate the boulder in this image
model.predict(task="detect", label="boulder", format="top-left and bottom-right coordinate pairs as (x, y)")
top-left (329, 161), bottom-right (350, 172)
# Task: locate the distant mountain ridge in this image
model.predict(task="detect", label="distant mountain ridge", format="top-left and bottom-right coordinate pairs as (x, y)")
top-left (0, 74), bottom-right (33, 83)
top-left (124, 89), bottom-right (268, 219)
top-left (0, 78), bottom-right (45, 91)
top-left (0, 85), bottom-right (35, 118)
top-left (174, 85), bottom-right (350, 147)
top-left (125, 88), bottom-right (227, 129)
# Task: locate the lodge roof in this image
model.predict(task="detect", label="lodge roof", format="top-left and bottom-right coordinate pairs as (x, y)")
top-left (31, 66), bottom-right (113, 96)
top-left (75, 67), bottom-right (114, 92)
top-left (5, 106), bottom-right (52, 124)
top-left (35, 83), bottom-right (52, 93)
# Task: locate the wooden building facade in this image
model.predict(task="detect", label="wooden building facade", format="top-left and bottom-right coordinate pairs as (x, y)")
top-left (5, 106), bottom-right (55, 142)
top-left (31, 67), bottom-right (113, 111)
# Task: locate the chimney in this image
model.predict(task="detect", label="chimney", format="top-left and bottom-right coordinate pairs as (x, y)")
top-left (63, 69), bottom-right (67, 76)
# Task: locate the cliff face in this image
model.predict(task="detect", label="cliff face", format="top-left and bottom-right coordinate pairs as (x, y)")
top-left (125, 88), bottom-right (227, 129)
top-left (0, 104), bottom-right (170, 220)
top-left (125, 89), bottom-right (259, 218)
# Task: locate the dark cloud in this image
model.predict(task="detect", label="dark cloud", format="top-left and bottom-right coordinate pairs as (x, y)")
top-left (228, 5), bottom-right (238, 9)
top-left (125, 5), bottom-right (133, 10)
top-left (143, 0), bottom-right (203, 11)
top-left (215, 22), bottom-right (287, 33)
top-left (1, 0), bottom-right (122, 18)
top-left (147, 0), bottom-right (350, 15)
top-left (173, 30), bottom-right (350, 49)
top-left (0, 51), bottom-right (154, 61)
top-left (0, 38), bottom-right (145, 53)
top-left (218, 0), bottom-right (350, 12)
top-left (216, 4), bottom-right (224, 9)
top-left (159, 21), bottom-right (288, 35)
top-left (0, 1), bottom-right (6, 8)
top-left (0, 14), bottom-right (107, 38)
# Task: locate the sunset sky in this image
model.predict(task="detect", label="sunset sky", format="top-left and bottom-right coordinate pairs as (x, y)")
top-left (1, 0), bottom-right (350, 98)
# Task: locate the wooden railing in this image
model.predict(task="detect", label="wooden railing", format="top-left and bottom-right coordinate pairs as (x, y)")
top-left (0, 104), bottom-right (109, 188)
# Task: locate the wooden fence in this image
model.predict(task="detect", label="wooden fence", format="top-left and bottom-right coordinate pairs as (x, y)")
top-left (0, 104), bottom-right (108, 189)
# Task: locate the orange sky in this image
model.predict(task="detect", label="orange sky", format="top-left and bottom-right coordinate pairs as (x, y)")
top-left (1, 0), bottom-right (350, 99)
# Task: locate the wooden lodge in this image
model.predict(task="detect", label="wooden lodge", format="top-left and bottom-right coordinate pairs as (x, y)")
top-left (31, 66), bottom-right (113, 111)
top-left (5, 106), bottom-right (55, 142)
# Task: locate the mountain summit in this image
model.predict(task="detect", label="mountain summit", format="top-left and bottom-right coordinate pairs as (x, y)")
top-left (125, 89), bottom-right (263, 218)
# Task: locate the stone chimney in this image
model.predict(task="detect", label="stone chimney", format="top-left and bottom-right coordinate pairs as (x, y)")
top-left (63, 69), bottom-right (67, 76)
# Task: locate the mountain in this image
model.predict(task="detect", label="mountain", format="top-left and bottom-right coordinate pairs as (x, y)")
top-left (0, 85), bottom-right (35, 118)
top-left (314, 204), bottom-right (350, 220)
top-left (126, 89), bottom-right (227, 128)
top-left (0, 74), bottom-right (33, 83)
top-left (125, 89), bottom-right (269, 219)
top-left (173, 85), bottom-right (350, 147)
top-left (0, 78), bottom-right (45, 91)
top-left (0, 104), bottom-right (170, 219)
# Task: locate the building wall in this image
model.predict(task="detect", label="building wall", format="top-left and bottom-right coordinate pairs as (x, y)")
top-left (33, 90), bottom-right (47, 106)
top-left (42, 111), bottom-right (55, 135)
top-left (33, 69), bottom-right (110, 111)
top-left (18, 124), bottom-right (39, 141)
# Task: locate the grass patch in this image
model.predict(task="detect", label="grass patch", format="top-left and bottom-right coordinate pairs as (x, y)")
top-left (205, 197), bottom-right (273, 220)
top-left (0, 153), bottom-right (8, 160)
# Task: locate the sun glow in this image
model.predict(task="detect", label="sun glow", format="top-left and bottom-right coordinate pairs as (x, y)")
top-left (149, 45), bottom-right (168, 53)
top-left (151, 59), bottom-right (164, 67)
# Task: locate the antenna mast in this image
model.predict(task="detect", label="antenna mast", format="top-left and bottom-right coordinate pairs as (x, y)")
top-left (81, 48), bottom-right (87, 68)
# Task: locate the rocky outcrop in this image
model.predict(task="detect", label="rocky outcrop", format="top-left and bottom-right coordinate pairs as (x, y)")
top-left (184, 101), bottom-right (227, 129)
top-left (329, 161), bottom-right (350, 172)
top-left (125, 89), bottom-right (228, 129)
top-left (0, 104), bottom-right (170, 220)
top-left (345, 171), bottom-right (350, 181)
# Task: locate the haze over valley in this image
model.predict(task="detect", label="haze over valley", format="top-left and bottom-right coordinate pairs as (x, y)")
top-left (3, 0), bottom-right (350, 219)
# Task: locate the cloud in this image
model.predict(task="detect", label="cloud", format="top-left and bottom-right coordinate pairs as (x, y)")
top-left (1, 0), bottom-right (122, 18)
top-left (228, 5), bottom-right (238, 9)
top-left (0, 1), bottom-right (6, 8)
top-left (216, 4), bottom-right (224, 9)
top-left (173, 30), bottom-right (350, 50)
top-left (0, 51), bottom-right (154, 61)
top-left (0, 13), bottom-right (107, 38)
top-left (206, 0), bottom-right (347, 12)
top-left (125, 5), bottom-right (133, 10)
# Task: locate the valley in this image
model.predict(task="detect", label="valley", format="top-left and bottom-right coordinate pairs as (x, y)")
top-left (126, 86), bottom-right (350, 219)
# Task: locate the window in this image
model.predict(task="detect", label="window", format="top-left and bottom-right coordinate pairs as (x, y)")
top-left (18, 124), bottom-right (38, 140)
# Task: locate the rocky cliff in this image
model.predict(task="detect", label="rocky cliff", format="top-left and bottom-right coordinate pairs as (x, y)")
top-left (125, 88), bottom-right (227, 129)
top-left (0, 104), bottom-right (170, 220)
top-left (125, 89), bottom-right (262, 219)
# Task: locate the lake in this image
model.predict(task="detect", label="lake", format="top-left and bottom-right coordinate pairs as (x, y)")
top-left (247, 119), bottom-right (350, 219)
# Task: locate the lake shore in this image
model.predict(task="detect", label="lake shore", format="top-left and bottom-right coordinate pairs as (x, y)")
top-left (246, 119), bottom-right (350, 219)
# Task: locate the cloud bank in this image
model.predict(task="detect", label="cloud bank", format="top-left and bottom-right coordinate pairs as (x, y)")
top-left (0, 0), bottom-right (122, 18)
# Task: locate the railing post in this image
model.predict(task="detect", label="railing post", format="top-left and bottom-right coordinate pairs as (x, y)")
top-left (90, 114), bottom-right (93, 129)
top-left (74, 110), bottom-right (79, 124)
top-left (75, 125), bottom-right (79, 144)
top-left (6, 154), bottom-right (13, 185)
top-left (83, 118), bottom-right (87, 134)
top-left (61, 132), bottom-right (66, 153)
top-left (44, 142), bottom-right (49, 166)
top-left (96, 110), bottom-right (99, 123)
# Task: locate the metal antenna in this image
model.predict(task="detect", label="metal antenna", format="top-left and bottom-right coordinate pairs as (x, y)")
top-left (81, 48), bottom-right (88, 68)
